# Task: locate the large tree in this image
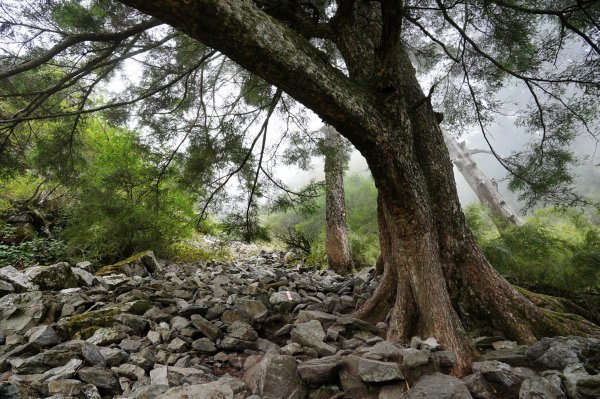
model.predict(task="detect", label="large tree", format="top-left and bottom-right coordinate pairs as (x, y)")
top-left (2, 0), bottom-right (599, 374)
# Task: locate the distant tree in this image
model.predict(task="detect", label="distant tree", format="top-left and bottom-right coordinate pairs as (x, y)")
top-left (444, 132), bottom-right (523, 228)
top-left (2, 0), bottom-right (600, 373)
top-left (322, 125), bottom-right (353, 275)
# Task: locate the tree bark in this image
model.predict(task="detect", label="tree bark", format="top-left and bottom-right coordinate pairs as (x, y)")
top-left (323, 125), bottom-right (353, 275)
top-left (117, 0), bottom-right (600, 376)
top-left (443, 132), bottom-right (524, 228)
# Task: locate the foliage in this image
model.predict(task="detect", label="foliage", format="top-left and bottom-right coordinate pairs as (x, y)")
top-left (62, 121), bottom-right (196, 261)
top-left (0, 236), bottom-right (67, 268)
top-left (267, 173), bottom-right (379, 269)
top-left (165, 238), bottom-right (233, 263)
top-left (466, 204), bottom-right (600, 292)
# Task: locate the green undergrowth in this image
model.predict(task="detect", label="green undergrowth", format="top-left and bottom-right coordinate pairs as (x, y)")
top-left (466, 204), bottom-right (600, 292)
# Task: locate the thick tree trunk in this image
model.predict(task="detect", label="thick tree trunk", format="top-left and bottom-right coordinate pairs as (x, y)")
top-left (443, 132), bottom-right (523, 228)
top-left (118, 0), bottom-right (600, 377)
top-left (323, 126), bottom-right (353, 275)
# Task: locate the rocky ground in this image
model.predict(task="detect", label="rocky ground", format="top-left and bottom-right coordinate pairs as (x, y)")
top-left (0, 244), bottom-right (599, 399)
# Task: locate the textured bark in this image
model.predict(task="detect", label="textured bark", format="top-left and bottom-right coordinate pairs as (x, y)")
top-left (444, 132), bottom-right (523, 228)
top-left (117, 0), bottom-right (600, 376)
top-left (323, 126), bottom-right (353, 275)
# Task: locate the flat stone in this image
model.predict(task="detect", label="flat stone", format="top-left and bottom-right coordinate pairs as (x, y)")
top-left (357, 357), bottom-right (404, 382)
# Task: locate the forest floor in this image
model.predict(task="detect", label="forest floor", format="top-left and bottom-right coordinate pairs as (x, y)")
top-left (0, 244), bottom-right (599, 398)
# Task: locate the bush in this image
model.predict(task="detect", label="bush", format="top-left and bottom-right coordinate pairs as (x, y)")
top-left (62, 123), bottom-right (196, 262)
top-left (466, 204), bottom-right (600, 291)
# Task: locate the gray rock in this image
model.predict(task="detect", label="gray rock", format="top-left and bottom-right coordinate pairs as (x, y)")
top-left (191, 314), bottom-right (221, 341)
top-left (532, 345), bottom-right (579, 370)
top-left (403, 348), bottom-right (430, 368)
top-left (167, 337), bottom-right (188, 352)
top-left (150, 366), bottom-right (169, 386)
top-left (243, 353), bottom-right (306, 399)
top-left (0, 265), bottom-right (39, 291)
top-left (165, 366), bottom-right (211, 386)
top-left (228, 321), bottom-right (258, 341)
top-left (563, 363), bottom-right (600, 399)
top-left (47, 379), bottom-right (84, 396)
top-left (155, 381), bottom-right (234, 399)
top-left (471, 360), bottom-right (534, 397)
top-left (0, 279), bottom-right (14, 296)
top-left (297, 355), bottom-right (342, 385)
top-left (98, 347), bottom-right (129, 367)
top-left (0, 291), bottom-right (46, 334)
top-left (27, 325), bottom-right (60, 347)
top-left (519, 376), bottom-right (566, 399)
top-left (290, 320), bottom-right (325, 347)
top-left (77, 366), bottom-right (119, 394)
top-left (44, 358), bottom-right (84, 381)
top-left (192, 337), bottom-right (217, 353)
top-left (492, 340), bottom-right (517, 350)
top-left (421, 337), bottom-right (441, 351)
top-left (407, 373), bottom-right (472, 399)
top-left (235, 298), bottom-right (268, 320)
top-left (10, 340), bottom-right (83, 374)
top-left (357, 357), bottom-right (404, 382)
top-left (119, 338), bottom-right (142, 352)
top-left (71, 267), bottom-right (97, 286)
top-left (24, 262), bottom-right (79, 290)
top-left (297, 310), bottom-right (338, 324)
top-left (86, 327), bottom-right (126, 346)
top-left (218, 336), bottom-right (257, 351)
top-left (129, 384), bottom-right (169, 399)
top-left (269, 291), bottom-right (301, 311)
top-left (362, 341), bottom-right (404, 362)
top-left (112, 363), bottom-right (146, 381)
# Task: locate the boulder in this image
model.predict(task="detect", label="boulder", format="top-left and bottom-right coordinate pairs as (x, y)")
top-left (24, 262), bottom-right (79, 290)
top-left (297, 355), bottom-right (343, 385)
top-left (0, 265), bottom-right (39, 291)
top-left (519, 376), bottom-right (566, 399)
top-left (234, 298), bottom-right (268, 320)
top-left (227, 321), bottom-right (258, 341)
top-left (26, 325), bottom-right (60, 347)
top-left (243, 353), bottom-right (306, 399)
top-left (96, 250), bottom-right (159, 277)
top-left (0, 291), bottom-right (46, 334)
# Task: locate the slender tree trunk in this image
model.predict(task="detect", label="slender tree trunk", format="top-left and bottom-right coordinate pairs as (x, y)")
top-left (117, 0), bottom-right (600, 377)
top-left (443, 132), bottom-right (523, 228)
top-left (323, 126), bottom-right (353, 275)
